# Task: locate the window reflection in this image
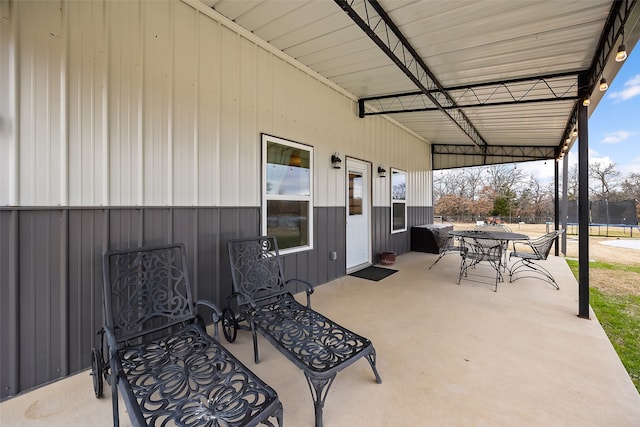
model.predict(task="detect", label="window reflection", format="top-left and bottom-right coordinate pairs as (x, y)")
top-left (391, 168), bottom-right (407, 232)
top-left (266, 143), bottom-right (310, 196)
top-left (349, 172), bottom-right (363, 215)
top-left (262, 135), bottom-right (313, 252)
top-left (266, 200), bottom-right (309, 249)
top-left (392, 170), bottom-right (406, 200)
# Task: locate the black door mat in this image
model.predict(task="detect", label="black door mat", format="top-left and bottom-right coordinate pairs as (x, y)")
top-left (349, 266), bottom-right (397, 281)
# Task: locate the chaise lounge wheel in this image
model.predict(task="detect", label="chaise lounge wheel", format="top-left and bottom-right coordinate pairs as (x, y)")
top-left (222, 308), bottom-right (238, 343)
top-left (91, 348), bottom-right (104, 398)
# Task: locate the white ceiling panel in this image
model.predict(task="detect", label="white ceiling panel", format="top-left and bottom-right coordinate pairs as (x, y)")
top-left (202, 0), bottom-right (639, 167)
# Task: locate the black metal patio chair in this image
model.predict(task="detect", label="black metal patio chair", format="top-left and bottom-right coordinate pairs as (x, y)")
top-left (91, 243), bottom-right (282, 427)
top-left (458, 236), bottom-right (504, 292)
top-left (428, 229), bottom-right (460, 269)
top-left (509, 229), bottom-right (564, 289)
top-left (474, 223), bottom-right (513, 232)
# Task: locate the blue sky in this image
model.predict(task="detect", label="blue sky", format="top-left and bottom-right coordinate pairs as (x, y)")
top-left (583, 48), bottom-right (640, 176)
top-left (520, 48), bottom-right (640, 182)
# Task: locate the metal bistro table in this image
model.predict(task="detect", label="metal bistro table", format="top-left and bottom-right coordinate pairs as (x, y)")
top-left (449, 229), bottom-right (529, 268)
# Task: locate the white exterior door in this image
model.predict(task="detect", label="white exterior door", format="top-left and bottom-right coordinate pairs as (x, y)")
top-left (346, 158), bottom-right (371, 273)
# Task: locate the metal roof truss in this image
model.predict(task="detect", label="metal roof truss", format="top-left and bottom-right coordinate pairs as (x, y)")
top-left (432, 144), bottom-right (557, 170)
top-left (334, 0), bottom-right (487, 148)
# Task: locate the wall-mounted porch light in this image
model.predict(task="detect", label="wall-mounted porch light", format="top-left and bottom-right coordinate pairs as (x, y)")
top-left (377, 166), bottom-right (387, 178)
top-left (331, 153), bottom-right (342, 169)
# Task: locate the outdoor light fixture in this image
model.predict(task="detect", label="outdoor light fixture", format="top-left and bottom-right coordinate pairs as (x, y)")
top-left (572, 129), bottom-right (578, 137)
top-left (582, 97), bottom-right (591, 107)
top-left (616, 29), bottom-right (627, 62)
top-left (377, 166), bottom-right (387, 178)
top-left (331, 153), bottom-right (342, 169)
top-left (616, 43), bottom-right (628, 62)
top-left (565, 137), bottom-right (571, 144)
top-left (599, 78), bottom-right (609, 91)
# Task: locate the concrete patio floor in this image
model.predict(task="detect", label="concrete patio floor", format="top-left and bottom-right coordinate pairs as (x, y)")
top-left (2, 251), bottom-right (640, 426)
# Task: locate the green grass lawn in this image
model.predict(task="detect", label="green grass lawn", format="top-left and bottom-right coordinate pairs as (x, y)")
top-left (566, 259), bottom-right (640, 393)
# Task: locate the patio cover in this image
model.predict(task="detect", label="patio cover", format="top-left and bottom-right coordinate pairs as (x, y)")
top-left (198, 0), bottom-right (639, 170)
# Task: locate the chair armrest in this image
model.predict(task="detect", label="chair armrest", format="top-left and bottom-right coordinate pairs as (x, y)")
top-left (195, 300), bottom-right (222, 339)
top-left (512, 240), bottom-right (533, 253)
top-left (103, 325), bottom-right (119, 359)
top-left (286, 278), bottom-right (314, 308)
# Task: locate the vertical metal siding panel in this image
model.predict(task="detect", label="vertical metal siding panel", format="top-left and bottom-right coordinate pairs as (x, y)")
top-left (172, 208), bottom-right (198, 295)
top-left (109, 208), bottom-right (143, 249)
top-left (18, 212), bottom-right (36, 390)
top-left (239, 38), bottom-right (259, 207)
top-left (197, 16), bottom-right (222, 206)
top-left (108, 0), bottom-right (143, 206)
top-left (256, 48), bottom-right (274, 139)
top-left (17, 1), bottom-right (61, 205)
top-left (327, 207), bottom-right (338, 280)
top-left (220, 207), bottom-right (258, 301)
top-left (284, 63), bottom-right (302, 143)
top-left (65, 209), bottom-right (105, 373)
top-left (197, 208), bottom-right (221, 304)
top-left (219, 28), bottom-right (241, 207)
top-left (0, 1), bottom-right (17, 206)
top-left (142, 1), bottom-right (172, 205)
top-left (172, 4), bottom-right (198, 206)
top-left (310, 207), bottom-right (324, 285)
top-left (67, 1), bottom-right (108, 206)
top-left (0, 211), bottom-right (19, 400)
top-left (19, 211), bottom-right (64, 391)
top-left (270, 58), bottom-right (287, 137)
top-left (143, 208), bottom-right (171, 247)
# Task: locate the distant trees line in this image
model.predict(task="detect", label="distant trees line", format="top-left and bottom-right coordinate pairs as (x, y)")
top-left (433, 163), bottom-right (640, 223)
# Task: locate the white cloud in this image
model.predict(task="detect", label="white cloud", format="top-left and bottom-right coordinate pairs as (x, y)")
top-left (600, 130), bottom-right (631, 144)
top-left (609, 74), bottom-right (640, 102)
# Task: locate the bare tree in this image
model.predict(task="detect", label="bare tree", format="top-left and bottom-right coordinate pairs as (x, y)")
top-left (566, 164), bottom-right (579, 200)
top-left (485, 164), bottom-right (527, 197)
top-left (589, 162), bottom-right (621, 200)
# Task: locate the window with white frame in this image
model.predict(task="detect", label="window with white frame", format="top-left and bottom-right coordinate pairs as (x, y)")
top-left (262, 134), bottom-right (313, 252)
top-left (391, 168), bottom-right (407, 233)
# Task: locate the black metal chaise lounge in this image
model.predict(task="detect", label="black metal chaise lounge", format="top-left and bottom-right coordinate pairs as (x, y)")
top-left (91, 243), bottom-right (282, 427)
top-left (224, 236), bottom-right (382, 427)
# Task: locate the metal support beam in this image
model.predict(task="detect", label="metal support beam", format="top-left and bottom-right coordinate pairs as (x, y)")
top-left (577, 73), bottom-right (590, 320)
top-left (360, 72), bottom-right (579, 116)
top-left (554, 161), bottom-right (560, 257)
top-left (561, 154), bottom-right (569, 255)
top-left (335, 0), bottom-right (487, 147)
top-left (431, 144), bottom-right (556, 169)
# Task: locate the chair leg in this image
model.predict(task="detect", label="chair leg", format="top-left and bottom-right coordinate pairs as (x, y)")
top-left (509, 258), bottom-right (559, 289)
top-left (365, 349), bottom-right (382, 384)
top-left (428, 252), bottom-right (446, 269)
top-left (249, 319), bottom-right (261, 364)
top-left (305, 374), bottom-right (336, 427)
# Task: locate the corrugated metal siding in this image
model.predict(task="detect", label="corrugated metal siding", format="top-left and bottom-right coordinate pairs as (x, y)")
top-left (371, 206), bottom-right (433, 260)
top-left (0, 0), bottom-right (435, 399)
top-left (0, 205), bottom-right (355, 400)
top-left (2, 0), bottom-right (430, 208)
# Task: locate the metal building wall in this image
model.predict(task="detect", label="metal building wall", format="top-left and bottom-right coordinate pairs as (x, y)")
top-left (0, 0), bottom-right (433, 398)
top-left (1, 0), bottom-right (431, 208)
